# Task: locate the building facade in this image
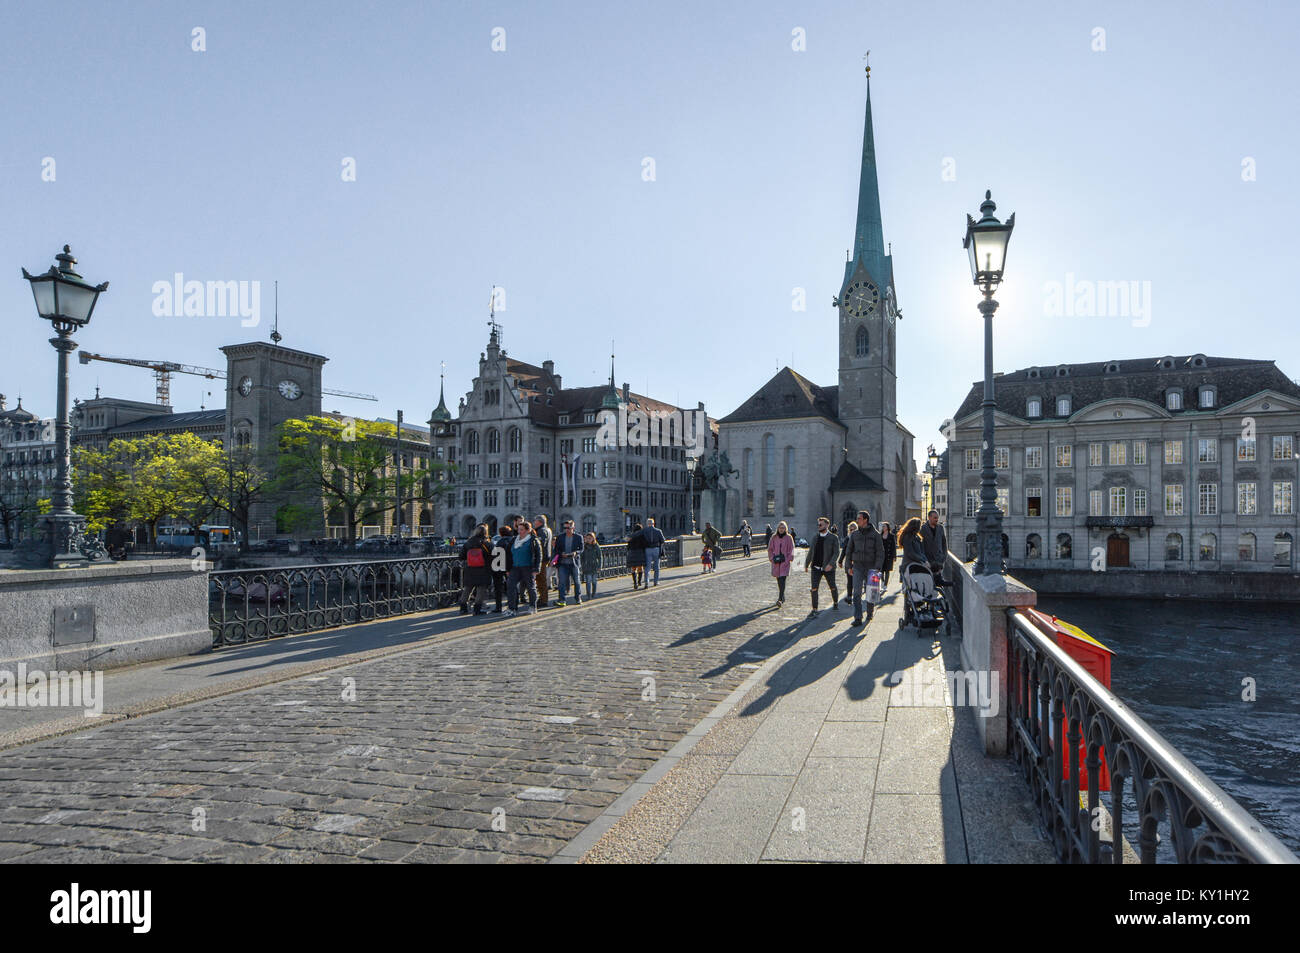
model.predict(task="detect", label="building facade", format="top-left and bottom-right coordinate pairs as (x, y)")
top-left (431, 327), bottom-right (702, 540)
top-left (946, 354), bottom-right (1300, 572)
top-left (718, 68), bottom-right (921, 534)
top-left (0, 396), bottom-right (56, 543)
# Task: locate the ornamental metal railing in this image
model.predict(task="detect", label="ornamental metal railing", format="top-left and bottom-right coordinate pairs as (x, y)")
top-left (209, 556), bottom-right (463, 647)
top-left (1005, 609), bottom-right (1297, 864)
top-left (209, 542), bottom-right (685, 645)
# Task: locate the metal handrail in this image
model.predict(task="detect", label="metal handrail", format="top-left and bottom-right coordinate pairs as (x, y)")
top-left (1006, 608), bottom-right (1296, 864)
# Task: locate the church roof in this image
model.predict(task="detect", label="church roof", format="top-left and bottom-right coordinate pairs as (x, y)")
top-left (829, 459), bottom-right (885, 492)
top-left (841, 69), bottom-right (893, 297)
top-left (953, 355), bottom-right (1300, 422)
top-left (719, 367), bottom-right (840, 425)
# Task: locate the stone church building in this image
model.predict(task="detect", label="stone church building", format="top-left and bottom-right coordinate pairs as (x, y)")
top-left (719, 70), bottom-right (922, 535)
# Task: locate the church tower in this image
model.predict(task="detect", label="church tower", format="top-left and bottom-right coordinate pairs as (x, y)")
top-left (835, 60), bottom-right (899, 493)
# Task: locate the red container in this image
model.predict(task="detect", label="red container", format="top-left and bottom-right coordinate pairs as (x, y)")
top-left (1026, 609), bottom-right (1114, 792)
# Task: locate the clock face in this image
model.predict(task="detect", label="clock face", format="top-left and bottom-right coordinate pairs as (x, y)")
top-left (842, 280), bottom-right (880, 317)
top-left (238, 376), bottom-right (253, 397)
top-left (277, 379), bottom-right (302, 401)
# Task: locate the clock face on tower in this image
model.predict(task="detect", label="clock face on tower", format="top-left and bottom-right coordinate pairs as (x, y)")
top-left (238, 376), bottom-right (253, 397)
top-left (843, 280), bottom-right (879, 317)
top-left (278, 379), bottom-right (302, 401)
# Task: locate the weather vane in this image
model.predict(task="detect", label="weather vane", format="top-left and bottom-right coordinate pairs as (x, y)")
top-left (864, 50), bottom-right (870, 77)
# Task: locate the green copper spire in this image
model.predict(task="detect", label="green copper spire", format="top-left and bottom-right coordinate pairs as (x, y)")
top-left (601, 351), bottom-right (620, 410)
top-left (431, 365), bottom-right (452, 422)
top-left (844, 58), bottom-right (890, 292)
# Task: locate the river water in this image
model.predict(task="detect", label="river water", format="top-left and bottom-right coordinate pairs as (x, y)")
top-left (1037, 596), bottom-right (1300, 855)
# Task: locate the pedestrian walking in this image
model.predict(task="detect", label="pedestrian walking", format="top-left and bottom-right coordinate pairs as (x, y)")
top-left (533, 514), bottom-right (553, 608)
top-left (626, 523), bottom-right (647, 589)
top-left (763, 523), bottom-right (773, 548)
top-left (768, 520), bottom-right (795, 606)
top-left (739, 521), bottom-right (753, 558)
top-left (702, 521), bottom-right (721, 568)
top-left (700, 546), bottom-right (714, 573)
top-left (879, 521), bottom-right (897, 589)
top-left (897, 517), bottom-right (929, 626)
top-left (553, 519), bottom-right (584, 606)
top-left (804, 516), bottom-right (841, 617)
top-left (507, 520), bottom-right (542, 615)
top-left (581, 532), bottom-right (602, 600)
top-left (843, 510), bottom-right (885, 627)
top-left (642, 517), bottom-right (666, 587)
top-left (839, 520), bottom-right (858, 605)
top-left (920, 510), bottom-right (948, 577)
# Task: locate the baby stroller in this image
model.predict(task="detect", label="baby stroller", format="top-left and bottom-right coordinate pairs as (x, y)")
top-left (900, 562), bottom-right (948, 636)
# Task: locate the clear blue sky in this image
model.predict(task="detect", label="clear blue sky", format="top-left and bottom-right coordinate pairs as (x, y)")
top-left (3, 0), bottom-right (1297, 472)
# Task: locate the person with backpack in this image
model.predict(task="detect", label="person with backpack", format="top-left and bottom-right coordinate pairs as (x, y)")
top-left (507, 520), bottom-right (542, 615)
top-left (739, 521), bottom-right (753, 557)
top-left (553, 519), bottom-right (584, 606)
top-left (488, 524), bottom-right (514, 613)
top-left (626, 523), bottom-right (647, 589)
top-left (642, 517), bottom-right (666, 587)
top-left (459, 525), bottom-right (493, 615)
top-left (581, 532), bottom-right (602, 600)
top-left (768, 521), bottom-right (795, 606)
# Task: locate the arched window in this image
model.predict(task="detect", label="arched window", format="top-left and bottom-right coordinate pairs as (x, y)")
top-left (466, 430), bottom-right (480, 455)
top-left (1026, 534), bottom-right (1042, 559)
top-left (1275, 533), bottom-right (1293, 569)
top-left (743, 448), bottom-right (754, 515)
top-left (1238, 533), bottom-right (1256, 561)
top-left (784, 447), bottom-right (795, 514)
top-left (1165, 533), bottom-right (1183, 561)
top-left (508, 427), bottom-right (522, 452)
top-left (487, 429), bottom-right (501, 454)
top-left (1199, 533), bottom-right (1217, 561)
top-left (1056, 533), bottom-right (1072, 560)
top-left (762, 434), bottom-right (776, 516)
top-left (855, 325), bottom-right (869, 357)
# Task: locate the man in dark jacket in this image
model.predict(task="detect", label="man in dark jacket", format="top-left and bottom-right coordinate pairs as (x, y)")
top-left (642, 518), bottom-right (666, 586)
top-left (921, 510), bottom-right (948, 577)
top-left (803, 516), bottom-right (841, 618)
top-left (701, 522), bottom-right (721, 569)
top-left (843, 509), bottom-right (885, 627)
top-left (553, 519), bottom-right (584, 606)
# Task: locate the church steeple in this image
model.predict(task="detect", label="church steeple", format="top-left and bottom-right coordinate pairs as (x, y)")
top-left (843, 58), bottom-right (890, 293)
top-left (431, 363), bottom-right (452, 423)
top-left (601, 351), bottom-right (620, 410)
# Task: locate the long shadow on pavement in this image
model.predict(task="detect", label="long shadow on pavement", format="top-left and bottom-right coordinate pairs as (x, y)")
top-left (736, 617), bottom-right (867, 716)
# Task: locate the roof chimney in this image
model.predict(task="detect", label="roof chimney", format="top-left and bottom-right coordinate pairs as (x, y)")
top-left (622, 382), bottom-right (630, 404)
top-left (542, 359), bottom-right (554, 376)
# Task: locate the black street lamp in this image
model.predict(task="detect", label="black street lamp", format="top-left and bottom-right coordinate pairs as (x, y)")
top-left (962, 192), bottom-right (1014, 575)
top-left (22, 245), bottom-right (108, 567)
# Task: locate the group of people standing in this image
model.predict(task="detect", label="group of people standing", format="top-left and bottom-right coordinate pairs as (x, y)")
top-left (458, 515), bottom-right (605, 616)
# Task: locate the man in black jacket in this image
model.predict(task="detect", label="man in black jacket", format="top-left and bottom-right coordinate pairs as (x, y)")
top-left (642, 518), bottom-right (666, 587)
top-left (921, 510), bottom-right (948, 577)
top-left (554, 519), bottom-right (585, 606)
top-left (803, 516), bottom-right (841, 618)
top-left (843, 509), bottom-right (885, 627)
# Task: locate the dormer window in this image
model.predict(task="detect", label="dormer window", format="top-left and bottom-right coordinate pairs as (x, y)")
top-left (1199, 386), bottom-right (1215, 409)
top-left (1189, 354), bottom-right (1207, 368)
top-left (584, 412), bottom-right (595, 423)
top-left (546, 387), bottom-right (554, 396)
top-left (558, 414), bottom-right (568, 425)
top-left (1105, 362), bottom-right (1120, 373)
top-left (1159, 356), bottom-right (1175, 369)
top-left (1055, 365), bottom-right (1069, 378)
top-left (1026, 397), bottom-right (1042, 418)
top-left (1027, 368), bottom-right (1040, 379)
top-left (1056, 395), bottom-right (1072, 416)
top-left (1166, 389), bottom-right (1183, 411)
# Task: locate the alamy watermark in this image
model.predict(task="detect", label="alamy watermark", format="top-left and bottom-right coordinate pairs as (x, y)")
top-left (0, 664), bottom-right (104, 717)
top-left (890, 667), bottom-right (1000, 718)
top-left (1043, 272), bottom-right (1151, 327)
top-left (151, 273), bottom-right (260, 327)
top-left (595, 407), bottom-right (707, 455)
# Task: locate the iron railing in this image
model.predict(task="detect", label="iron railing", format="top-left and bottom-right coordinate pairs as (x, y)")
top-left (1006, 609), bottom-right (1297, 864)
top-left (209, 541), bottom-right (686, 646)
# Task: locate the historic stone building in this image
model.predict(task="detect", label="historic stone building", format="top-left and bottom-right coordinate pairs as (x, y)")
top-left (718, 69), bottom-right (921, 534)
top-left (946, 354), bottom-right (1300, 572)
top-left (431, 326), bottom-right (703, 540)
top-left (0, 396), bottom-right (56, 543)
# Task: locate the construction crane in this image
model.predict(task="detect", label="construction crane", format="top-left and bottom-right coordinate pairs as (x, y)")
top-left (77, 351), bottom-right (377, 405)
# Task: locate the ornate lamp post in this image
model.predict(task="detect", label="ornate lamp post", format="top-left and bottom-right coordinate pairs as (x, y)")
top-left (962, 192), bottom-right (1014, 575)
top-left (22, 245), bottom-right (108, 567)
top-left (685, 455), bottom-right (698, 535)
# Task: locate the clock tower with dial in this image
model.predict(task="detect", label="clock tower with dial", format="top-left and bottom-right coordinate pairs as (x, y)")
top-left (221, 340), bottom-right (327, 536)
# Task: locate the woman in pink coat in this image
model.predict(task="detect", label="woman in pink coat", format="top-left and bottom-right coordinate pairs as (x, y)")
top-left (767, 520), bottom-right (795, 607)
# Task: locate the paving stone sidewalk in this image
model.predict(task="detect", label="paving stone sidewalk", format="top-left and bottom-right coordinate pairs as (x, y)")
top-left (0, 554), bottom-right (808, 863)
top-left (576, 575), bottom-right (1055, 864)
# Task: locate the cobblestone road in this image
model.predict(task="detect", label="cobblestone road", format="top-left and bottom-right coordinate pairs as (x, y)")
top-left (0, 559), bottom-right (806, 863)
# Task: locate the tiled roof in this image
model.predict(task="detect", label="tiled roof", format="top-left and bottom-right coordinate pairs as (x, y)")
top-left (953, 355), bottom-right (1300, 421)
top-left (719, 367), bottom-right (840, 425)
top-left (505, 358), bottom-right (687, 426)
top-left (104, 409), bottom-right (227, 434)
top-left (828, 459), bottom-right (885, 492)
